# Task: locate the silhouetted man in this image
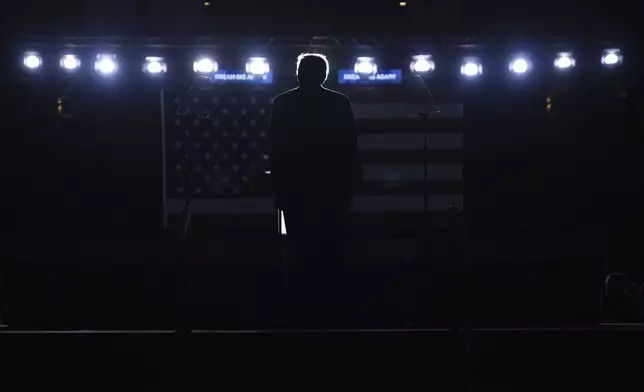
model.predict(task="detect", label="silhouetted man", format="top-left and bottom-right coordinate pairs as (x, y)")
top-left (269, 53), bottom-right (360, 275)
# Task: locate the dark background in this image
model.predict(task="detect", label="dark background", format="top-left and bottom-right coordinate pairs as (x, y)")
top-left (2, 0), bottom-right (642, 329)
top-left (4, 39), bottom-right (641, 328)
top-left (2, 3), bottom-right (643, 391)
top-left (6, 0), bottom-right (639, 36)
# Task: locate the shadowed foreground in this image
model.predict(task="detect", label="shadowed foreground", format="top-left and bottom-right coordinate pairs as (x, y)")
top-left (1, 326), bottom-right (643, 392)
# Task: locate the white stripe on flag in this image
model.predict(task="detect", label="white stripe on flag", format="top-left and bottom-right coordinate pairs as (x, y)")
top-left (167, 194), bottom-right (462, 215)
top-left (359, 134), bottom-right (462, 151)
top-left (352, 103), bottom-right (463, 119)
top-left (363, 163), bottom-right (462, 182)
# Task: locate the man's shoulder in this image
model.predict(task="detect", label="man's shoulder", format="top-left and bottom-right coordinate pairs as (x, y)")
top-left (272, 87), bottom-right (299, 104)
top-left (322, 87), bottom-right (351, 103)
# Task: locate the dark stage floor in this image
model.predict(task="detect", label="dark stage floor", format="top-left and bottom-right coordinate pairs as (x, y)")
top-left (2, 230), bottom-right (604, 330)
top-left (1, 325), bottom-right (643, 392)
top-left (0, 229), bottom-right (632, 390)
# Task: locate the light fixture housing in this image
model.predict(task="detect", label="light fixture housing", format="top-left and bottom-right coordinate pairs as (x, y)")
top-left (410, 54), bottom-right (435, 73)
top-left (354, 57), bottom-right (377, 75)
top-left (23, 52), bottom-right (42, 70)
top-left (193, 57), bottom-right (218, 73)
top-left (461, 57), bottom-right (483, 77)
top-left (601, 49), bottom-right (622, 67)
top-left (246, 57), bottom-right (270, 75)
top-left (60, 54), bottom-right (81, 71)
top-left (143, 56), bottom-right (168, 74)
top-left (554, 52), bottom-right (575, 70)
top-left (94, 54), bottom-right (119, 76)
top-left (509, 55), bottom-right (532, 75)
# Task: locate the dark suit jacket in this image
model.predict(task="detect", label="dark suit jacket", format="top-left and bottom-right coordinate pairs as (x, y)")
top-left (268, 86), bottom-right (361, 210)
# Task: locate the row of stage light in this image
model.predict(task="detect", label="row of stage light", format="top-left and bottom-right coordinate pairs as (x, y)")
top-left (22, 50), bottom-right (624, 78)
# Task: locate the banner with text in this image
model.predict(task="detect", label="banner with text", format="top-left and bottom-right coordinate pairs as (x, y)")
top-left (209, 70), bottom-right (274, 84)
top-left (338, 69), bottom-right (403, 85)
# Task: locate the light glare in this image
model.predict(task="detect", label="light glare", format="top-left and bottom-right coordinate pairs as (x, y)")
top-left (414, 60), bottom-right (431, 72)
top-left (354, 57), bottom-right (377, 75)
top-left (144, 56), bottom-right (167, 74)
top-left (60, 55), bottom-right (80, 70)
top-left (24, 53), bottom-right (42, 69)
top-left (147, 61), bottom-right (162, 73)
top-left (554, 53), bottom-right (575, 69)
top-left (601, 50), bottom-right (622, 66)
top-left (604, 53), bottom-right (619, 65)
top-left (193, 58), bottom-right (217, 73)
top-left (509, 57), bottom-right (530, 74)
top-left (246, 57), bottom-right (270, 75)
top-left (410, 55), bottom-right (435, 73)
top-left (461, 62), bottom-right (482, 77)
top-left (94, 54), bottom-right (118, 76)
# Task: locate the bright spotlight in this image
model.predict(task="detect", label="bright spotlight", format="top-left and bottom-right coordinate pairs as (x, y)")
top-left (246, 57), bottom-right (270, 75)
top-left (461, 59), bottom-right (483, 77)
top-left (354, 57), bottom-right (377, 75)
top-left (554, 53), bottom-right (575, 69)
top-left (509, 57), bottom-right (531, 74)
top-left (60, 54), bottom-right (81, 71)
top-left (23, 53), bottom-right (42, 70)
top-left (94, 54), bottom-right (118, 76)
top-left (410, 55), bottom-right (435, 73)
top-left (144, 56), bottom-right (167, 74)
top-left (193, 57), bottom-right (218, 73)
top-left (601, 49), bottom-right (622, 66)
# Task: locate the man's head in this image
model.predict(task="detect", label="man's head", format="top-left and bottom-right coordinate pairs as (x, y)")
top-left (296, 53), bottom-right (329, 87)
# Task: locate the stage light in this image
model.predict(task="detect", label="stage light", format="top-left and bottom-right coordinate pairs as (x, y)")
top-left (60, 54), bottom-right (81, 71)
top-left (410, 55), bottom-right (435, 73)
top-left (193, 57), bottom-right (218, 73)
top-left (354, 57), bottom-right (377, 75)
top-left (94, 54), bottom-right (118, 76)
top-left (144, 56), bottom-right (167, 74)
top-left (601, 49), bottom-right (622, 66)
top-left (554, 53), bottom-right (575, 69)
top-left (509, 56), bottom-right (531, 74)
top-left (23, 53), bottom-right (42, 70)
top-left (461, 59), bottom-right (483, 77)
top-left (246, 57), bottom-right (270, 75)
top-left (603, 53), bottom-right (619, 65)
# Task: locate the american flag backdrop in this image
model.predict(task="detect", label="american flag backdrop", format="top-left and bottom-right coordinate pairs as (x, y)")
top-left (164, 87), bottom-right (462, 233)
